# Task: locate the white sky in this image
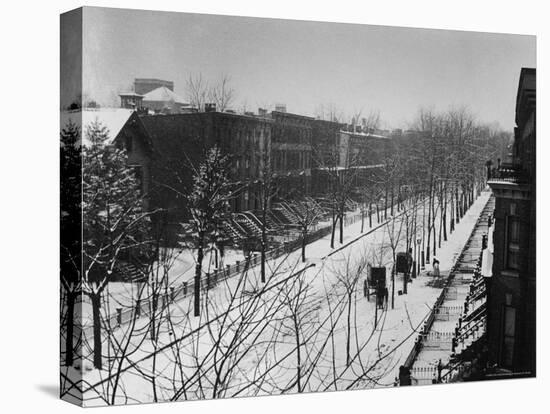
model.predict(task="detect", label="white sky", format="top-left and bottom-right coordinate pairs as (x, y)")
top-left (74, 6), bottom-right (535, 130)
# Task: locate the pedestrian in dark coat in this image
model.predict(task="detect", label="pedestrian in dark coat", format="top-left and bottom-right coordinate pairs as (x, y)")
top-left (432, 258), bottom-right (440, 277)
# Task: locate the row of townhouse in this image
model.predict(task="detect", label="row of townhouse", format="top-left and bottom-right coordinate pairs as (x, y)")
top-left (62, 106), bottom-right (393, 244)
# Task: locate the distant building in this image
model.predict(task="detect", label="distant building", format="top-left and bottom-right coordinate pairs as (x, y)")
top-left (338, 129), bottom-right (391, 169)
top-left (134, 78), bottom-right (174, 95)
top-left (142, 86), bottom-right (190, 114)
top-left (119, 92), bottom-right (144, 110)
top-left (486, 67), bottom-right (536, 377)
top-left (275, 104), bottom-right (287, 113)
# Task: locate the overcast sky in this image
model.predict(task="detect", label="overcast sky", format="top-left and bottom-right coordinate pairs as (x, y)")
top-left (73, 6), bottom-right (535, 130)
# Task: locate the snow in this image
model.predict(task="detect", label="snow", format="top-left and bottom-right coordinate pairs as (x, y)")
top-left (142, 86), bottom-right (186, 104)
top-left (60, 108), bottom-right (134, 146)
top-left (64, 191), bottom-right (492, 406)
top-left (410, 194), bottom-right (493, 384)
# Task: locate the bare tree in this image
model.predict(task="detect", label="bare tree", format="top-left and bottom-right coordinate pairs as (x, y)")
top-left (362, 109), bottom-right (381, 133)
top-left (288, 197), bottom-right (323, 262)
top-left (208, 74), bottom-right (235, 112)
top-left (332, 251), bottom-right (368, 366)
top-left (257, 142), bottom-right (277, 282)
top-left (185, 73), bottom-right (209, 111)
top-left (384, 210), bottom-right (405, 309)
top-left (315, 102), bottom-right (344, 122)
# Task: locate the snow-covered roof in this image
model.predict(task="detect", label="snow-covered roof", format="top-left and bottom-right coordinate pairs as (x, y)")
top-left (315, 164), bottom-right (384, 171)
top-left (60, 108), bottom-right (134, 147)
top-left (142, 86), bottom-right (186, 104)
top-left (340, 130), bottom-right (391, 140)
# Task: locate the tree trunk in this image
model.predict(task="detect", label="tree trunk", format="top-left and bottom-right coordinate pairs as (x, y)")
top-left (426, 221), bottom-right (431, 263)
top-left (455, 187), bottom-right (460, 224)
top-left (91, 292), bottom-right (102, 369)
top-left (369, 203), bottom-right (373, 228)
top-left (301, 231), bottom-right (306, 263)
top-left (294, 319), bottom-right (302, 393)
top-left (330, 215), bottom-right (337, 248)
top-left (450, 191), bottom-right (454, 233)
top-left (390, 184), bottom-right (395, 216)
top-left (443, 210), bottom-right (448, 241)
top-left (346, 297), bottom-right (352, 366)
top-left (384, 185), bottom-right (388, 220)
top-left (64, 290), bottom-right (76, 366)
top-left (261, 206), bottom-right (267, 283)
top-left (391, 264), bottom-right (395, 309)
top-left (438, 192), bottom-right (443, 249)
top-left (339, 212), bottom-right (344, 244)
top-left (194, 233), bottom-right (205, 317)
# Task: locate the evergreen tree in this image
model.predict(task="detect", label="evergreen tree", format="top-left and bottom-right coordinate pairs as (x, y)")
top-left (186, 146), bottom-right (231, 317)
top-left (60, 120), bottom-right (82, 367)
top-left (82, 120), bottom-right (152, 369)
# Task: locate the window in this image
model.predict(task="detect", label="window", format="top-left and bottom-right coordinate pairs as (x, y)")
top-left (506, 216), bottom-right (520, 270)
top-left (501, 305), bottom-right (516, 368)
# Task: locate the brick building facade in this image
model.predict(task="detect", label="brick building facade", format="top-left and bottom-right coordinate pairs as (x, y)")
top-left (270, 111), bottom-right (314, 197)
top-left (107, 108), bottom-right (392, 245)
top-left (486, 67), bottom-right (536, 376)
top-left (114, 111), bottom-right (272, 241)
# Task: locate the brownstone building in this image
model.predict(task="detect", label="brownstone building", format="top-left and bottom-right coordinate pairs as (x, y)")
top-left (114, 111), bottom-right (272, 240)
top-left (486, 67), bottom-right (536, 376)
top-left (339, 128), bottom-right (391, 169)
top-left (270, 111), bottom-right (315, 197)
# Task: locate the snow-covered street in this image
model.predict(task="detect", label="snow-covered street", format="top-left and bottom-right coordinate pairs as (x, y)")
top-left (61, 190), bottom-right (492, 406)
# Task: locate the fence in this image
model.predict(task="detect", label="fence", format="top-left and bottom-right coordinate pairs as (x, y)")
top-left (434, 305), bottom-right (464, 321)
top-left (80, 223), bottom-right (336, 337)
top-left (422, 331), bottom-right (454, 349)
top-left (80, 195), bottom-right (421, 336)
top-left (410, 365), bottom-right (438, 382)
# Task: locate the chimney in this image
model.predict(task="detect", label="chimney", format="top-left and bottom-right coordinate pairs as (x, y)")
top-left (275, 103), bottom-right (286, 113)
top-left (258, 108), bottom-right (267, 117)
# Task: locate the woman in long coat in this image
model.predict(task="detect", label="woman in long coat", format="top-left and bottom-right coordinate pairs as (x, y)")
top-left (432, 258), bottom-right (440, 277)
